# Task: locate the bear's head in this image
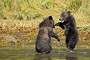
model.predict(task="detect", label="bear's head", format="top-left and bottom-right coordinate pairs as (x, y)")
top-left (59, 11), bottom-right (71, 23)
top-left (39, 16), bottom-right (55, 28)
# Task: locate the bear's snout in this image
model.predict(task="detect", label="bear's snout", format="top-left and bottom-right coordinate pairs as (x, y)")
top-left (59, 18), bottom-right (64, 23)
top-left (59, 18), bottom-right (61, 20)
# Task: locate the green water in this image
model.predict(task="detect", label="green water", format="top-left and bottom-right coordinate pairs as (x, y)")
top-left (0, 42), bottom-right (90, 60)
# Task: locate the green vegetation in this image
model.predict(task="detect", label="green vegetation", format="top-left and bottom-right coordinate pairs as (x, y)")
top-left (0, 0), bottom-right (89, 19)
top-left (0, 0), bottom-right (90, 31)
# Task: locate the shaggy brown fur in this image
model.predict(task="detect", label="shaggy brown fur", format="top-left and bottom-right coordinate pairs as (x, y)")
top-left (36, 16), bottom-right (60, 54)
top-left (55, 11), bottom-right (78, 51)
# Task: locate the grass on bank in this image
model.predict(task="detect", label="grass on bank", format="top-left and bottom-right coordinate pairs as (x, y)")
top-left (0, 0), bottom-right (90, 31)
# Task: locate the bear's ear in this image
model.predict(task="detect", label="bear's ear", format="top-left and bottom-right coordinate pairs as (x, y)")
top-left (67, 11), bottom-right (71, 15)
top-left (49, 16), bottom-right (53, 20)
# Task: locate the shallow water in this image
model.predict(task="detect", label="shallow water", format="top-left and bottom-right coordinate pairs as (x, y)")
top-left (0, 43), bottom-right (90, 60)
top-left (0, 33), bottom-right (90, 60)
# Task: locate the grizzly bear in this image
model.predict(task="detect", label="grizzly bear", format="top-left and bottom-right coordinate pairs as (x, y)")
top-left (35, 16), bottom-right (60, 54)
top-left (55, 11), bottom-right (78, 52)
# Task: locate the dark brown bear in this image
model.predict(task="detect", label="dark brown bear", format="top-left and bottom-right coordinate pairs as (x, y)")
top-left (55, 11), bottom-right (78, 52)
top-left (35, 16), bottom-right (60, 54)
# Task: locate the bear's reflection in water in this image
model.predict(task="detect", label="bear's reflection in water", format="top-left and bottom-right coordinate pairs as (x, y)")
top-left (66, 57), bottom-right (78, 60)
top-left (33, 54), bottom-right (78, 60)
top-left (33, 54), bottom-right (51, 60)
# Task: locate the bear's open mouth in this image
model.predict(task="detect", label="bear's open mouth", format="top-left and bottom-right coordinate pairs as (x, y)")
top-left (61, 20), bottom-right (64, 23)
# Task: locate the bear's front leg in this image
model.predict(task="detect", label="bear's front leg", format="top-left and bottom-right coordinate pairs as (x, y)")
top-left (55, 22), bottom-right (65, 29)
top-left (49, 32), bottom-right (60, 42)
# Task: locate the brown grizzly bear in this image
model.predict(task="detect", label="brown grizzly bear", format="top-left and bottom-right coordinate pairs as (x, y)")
top-left (55, 11), bottom-right (78, 52)
top-left (35, 16), bottom-right (60, 54)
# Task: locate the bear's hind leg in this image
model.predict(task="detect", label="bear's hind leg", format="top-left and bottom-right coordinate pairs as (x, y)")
top-left (66, 38), bottom-right (69, 48)
top-left (66, 38), bottom-right (74, 52)
top-left (68, 40), bottom-right (77, 52)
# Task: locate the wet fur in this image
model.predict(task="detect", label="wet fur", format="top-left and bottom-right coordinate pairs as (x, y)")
top-left (36, 16), bottom-right (60, 54)
top-left (55, 11), bottom-right (78, 51)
